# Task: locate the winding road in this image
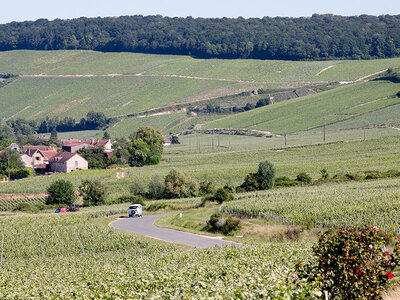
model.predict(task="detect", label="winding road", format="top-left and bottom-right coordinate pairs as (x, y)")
top-left (109, 214), bottom-right (241, 248)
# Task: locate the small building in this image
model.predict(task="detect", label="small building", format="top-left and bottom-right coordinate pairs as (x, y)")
top-left (50, 152), bottom-right (88, 173)
top-left (62, 139), bottom-right (114, 153)
top-left (163, 137), bottom-right (171, 146)
top-left (7, 143), bottom-right (20, 152)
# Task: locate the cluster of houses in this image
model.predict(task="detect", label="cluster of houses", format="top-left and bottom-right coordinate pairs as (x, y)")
top-left (7, 139), bottom-right (115, 174)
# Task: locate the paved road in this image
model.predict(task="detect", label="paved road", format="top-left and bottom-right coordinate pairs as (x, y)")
top-left (110, 214), bottom-right (240, 248)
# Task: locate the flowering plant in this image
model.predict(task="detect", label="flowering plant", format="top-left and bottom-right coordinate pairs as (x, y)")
top-left (296, 226), bottom-right (400, 299)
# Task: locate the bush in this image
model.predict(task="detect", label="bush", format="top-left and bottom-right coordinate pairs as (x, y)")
top-left (397, 91), bottom-right (400, 98)
top-left (78, 180), bottom-right (106, 206)
top-left (275, 176), bottom-right (299, 187)
top-left (199, 177), bottom-right (215, 195)
top-left (148, 155), bottom-right (160, 165)
top-left (296, 226), bottom-right (400, 299)
top-left (148, 174), bottom-right (165, 199)
top-left (9, 168), bottom-right (33, 179)
top-left (212, 188), bottom-right (234, 204)
top-left (238, 173), bottom-right (259, 192)
top-left (46, 179), bottom-right (76, 205)
top-left (320, 169), bottom-right (329, 179)
top-left (130, 178), bottom-right (147, 196)
top-left (295, 172), bottom-right (312, 184)
top-left (206, 213), bottom-right (241, 235)
top-left (111, 195), bottom-right (145, 205)
top-left (257, 160), bottom-right (275, 190)
top-left (164, 168), bottom-right (199, 198)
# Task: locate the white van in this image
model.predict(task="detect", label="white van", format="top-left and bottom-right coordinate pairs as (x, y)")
top-left (128, 204), bottom-right (143, 217)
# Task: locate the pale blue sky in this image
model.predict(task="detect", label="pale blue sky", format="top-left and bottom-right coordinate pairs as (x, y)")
top-left (1, 0), bottom-right (400, 24)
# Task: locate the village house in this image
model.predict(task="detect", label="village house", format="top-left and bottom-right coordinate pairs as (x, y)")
top-left (21, 146), bottom-right (59, 171)
top-left (7, 143), bottom-right (20, 152)
top-left (50, 152), bottom-right (88, 173)
top-left (62, 139), bottom-right (114, 153)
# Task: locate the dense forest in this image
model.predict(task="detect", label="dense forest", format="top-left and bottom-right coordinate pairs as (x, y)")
top-left (0, 14), bottom-right (400, 60)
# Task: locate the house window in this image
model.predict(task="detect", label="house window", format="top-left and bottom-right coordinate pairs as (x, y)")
top-left (36, 157), bottom-right (40, 161)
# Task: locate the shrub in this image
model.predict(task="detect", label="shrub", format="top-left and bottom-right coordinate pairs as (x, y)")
top-left (148, 155), bottom-right (160, 165)
top-left (78, 180), bottom-right (106, 206)
top-left (130, 178), bottom-right (147, 196)
top-left (257, 160), bottom-right (275, 190)
top-left (148, 174), bottom-right (165, 199)
top-left (397, 91), bottom-right (400, 98)
top-left (212, 188), bottom-right (234, 204)
top-left (275, 176), bottom-right (299, 187)
top-left (146, 202), bottom-right (168, 211)
top-left (295, 172), bottom-right (312, 184)
top-left (164, 168), bottom-right (199, 198)
top-left (223, 183), bottom-right (235, 193)
top-left (320, 169), bottom-right (329, 179)
top-left (238, 173), bottom-right (259, 192)
top-left (296, 226), bottom-right (400, 299)
top-left (46, 179), bottom-right (76, 205)
top-left (206, 213), bottom-right (241, 235)
top-left (199, 177), bottom-right (215, 195)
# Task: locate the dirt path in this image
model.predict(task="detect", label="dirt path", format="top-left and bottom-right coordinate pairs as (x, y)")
top-left (356, 69), bottom-right (387, 82)
top-left (315, 65), bottom-right (334, 76)
top-left (20, 73), bottom-right (263, 84)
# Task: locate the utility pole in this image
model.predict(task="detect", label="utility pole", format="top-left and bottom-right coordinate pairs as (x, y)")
top-left (323, 120), bottom-right (326, 143)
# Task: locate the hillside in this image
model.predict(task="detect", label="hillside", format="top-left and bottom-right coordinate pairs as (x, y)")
top-left (205, 79), bottom-right (400, 134)
top-left (0, 51), bottom-right (400, 139)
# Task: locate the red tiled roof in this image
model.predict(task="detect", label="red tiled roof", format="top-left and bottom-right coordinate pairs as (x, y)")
top-left (50, 152), bottom-right (80, 164)
top-left (40, 150), bottom-right (58, 160)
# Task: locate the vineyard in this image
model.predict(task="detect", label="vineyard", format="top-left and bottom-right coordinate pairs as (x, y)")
top-left (0, 196), bottom-right (46, 211)
top-left (0, 206), bottom-right (317, 298)
top-left (223, 178), bottom-right (400, 230)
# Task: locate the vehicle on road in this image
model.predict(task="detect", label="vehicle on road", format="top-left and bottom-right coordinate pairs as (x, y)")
top-left (68, 204), bottom-right (80, 212)
top-left (128, 204), bottom-right (143, 217)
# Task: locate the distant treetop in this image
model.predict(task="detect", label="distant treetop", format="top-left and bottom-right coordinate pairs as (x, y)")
top-left (0, 14), bottom-right (400, 60)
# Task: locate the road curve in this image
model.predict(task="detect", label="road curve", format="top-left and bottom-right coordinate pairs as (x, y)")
top-left (109, 214), bottom-right (240, 248)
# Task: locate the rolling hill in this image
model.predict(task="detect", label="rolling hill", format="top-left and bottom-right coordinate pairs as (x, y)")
top-left (1, 50), bottom-right (400, 139)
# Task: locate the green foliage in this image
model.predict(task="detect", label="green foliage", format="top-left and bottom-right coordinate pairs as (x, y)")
top-left (297, 226), bottom-right (400, 299)
top-left (275, 176), bottom-right (299, 187)
top-left (128, 138), bottom-right (150, 167)
top-left (147, 175), bottom-right (165, 199)
top-left (148, 155), bottom-right (160, 165)
top-left (130, 178), bottom-right (147, 196)
top-left (46, 179), bottom-right (76, 205)
top-left (130, 126), bottom-right (164, 158)
top-left (397, 91), bottom-right (400, 98)
top-left (257, 160), bottom-right (276, 190)
top-left (0, 149), bottom-right (30, 179)
top-left (199, 177), bottom-right (215, 195)
top-left (320, 169), bottom-right (329, 179)
top-left (78, 146), bottom-right (108, 169)
top-left (211, 188), bottom-right (234, 204)
top-left (78, 180), bottom-right (106, 206)
top-left (238, 173), bottom-right (259, 192)
top-left (164, 168), bottom-right (200, 199)
top-left (295, 172), bottom-right (312, 184)
top-left (206, 213), bottom-right (241, 235)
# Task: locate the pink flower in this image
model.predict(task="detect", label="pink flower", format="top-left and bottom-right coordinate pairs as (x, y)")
top-left (387, 272), bottom-right (394, 279)
top-left (372, 226), bottom-right (379, 230)
top-left (369, 245), bottom-right (373, 249)
top-left (292, 274), bottom-right (298, 279)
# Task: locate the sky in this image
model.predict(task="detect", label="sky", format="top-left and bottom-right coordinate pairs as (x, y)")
top-left (1, 0), bottom-right (400, 24)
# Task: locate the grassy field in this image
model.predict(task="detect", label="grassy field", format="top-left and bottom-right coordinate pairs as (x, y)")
top-left (205, 80), bottom-right (400, 134)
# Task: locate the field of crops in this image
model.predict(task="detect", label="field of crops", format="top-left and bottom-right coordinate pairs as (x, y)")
top-left (0, 206), bottom-right (316, 298)
top-left (0, 196), bottom-right (46, 211)
top-left (223, 178), bottom-right (400, 229)
top-left (1, 134), bottom-right (400, 197)
top-left (206, 80), bottom-right (400, 134)
top-left (0, 76), bottom-right (242, 120)
top-left (1, 50), bottom-right (399, 83)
